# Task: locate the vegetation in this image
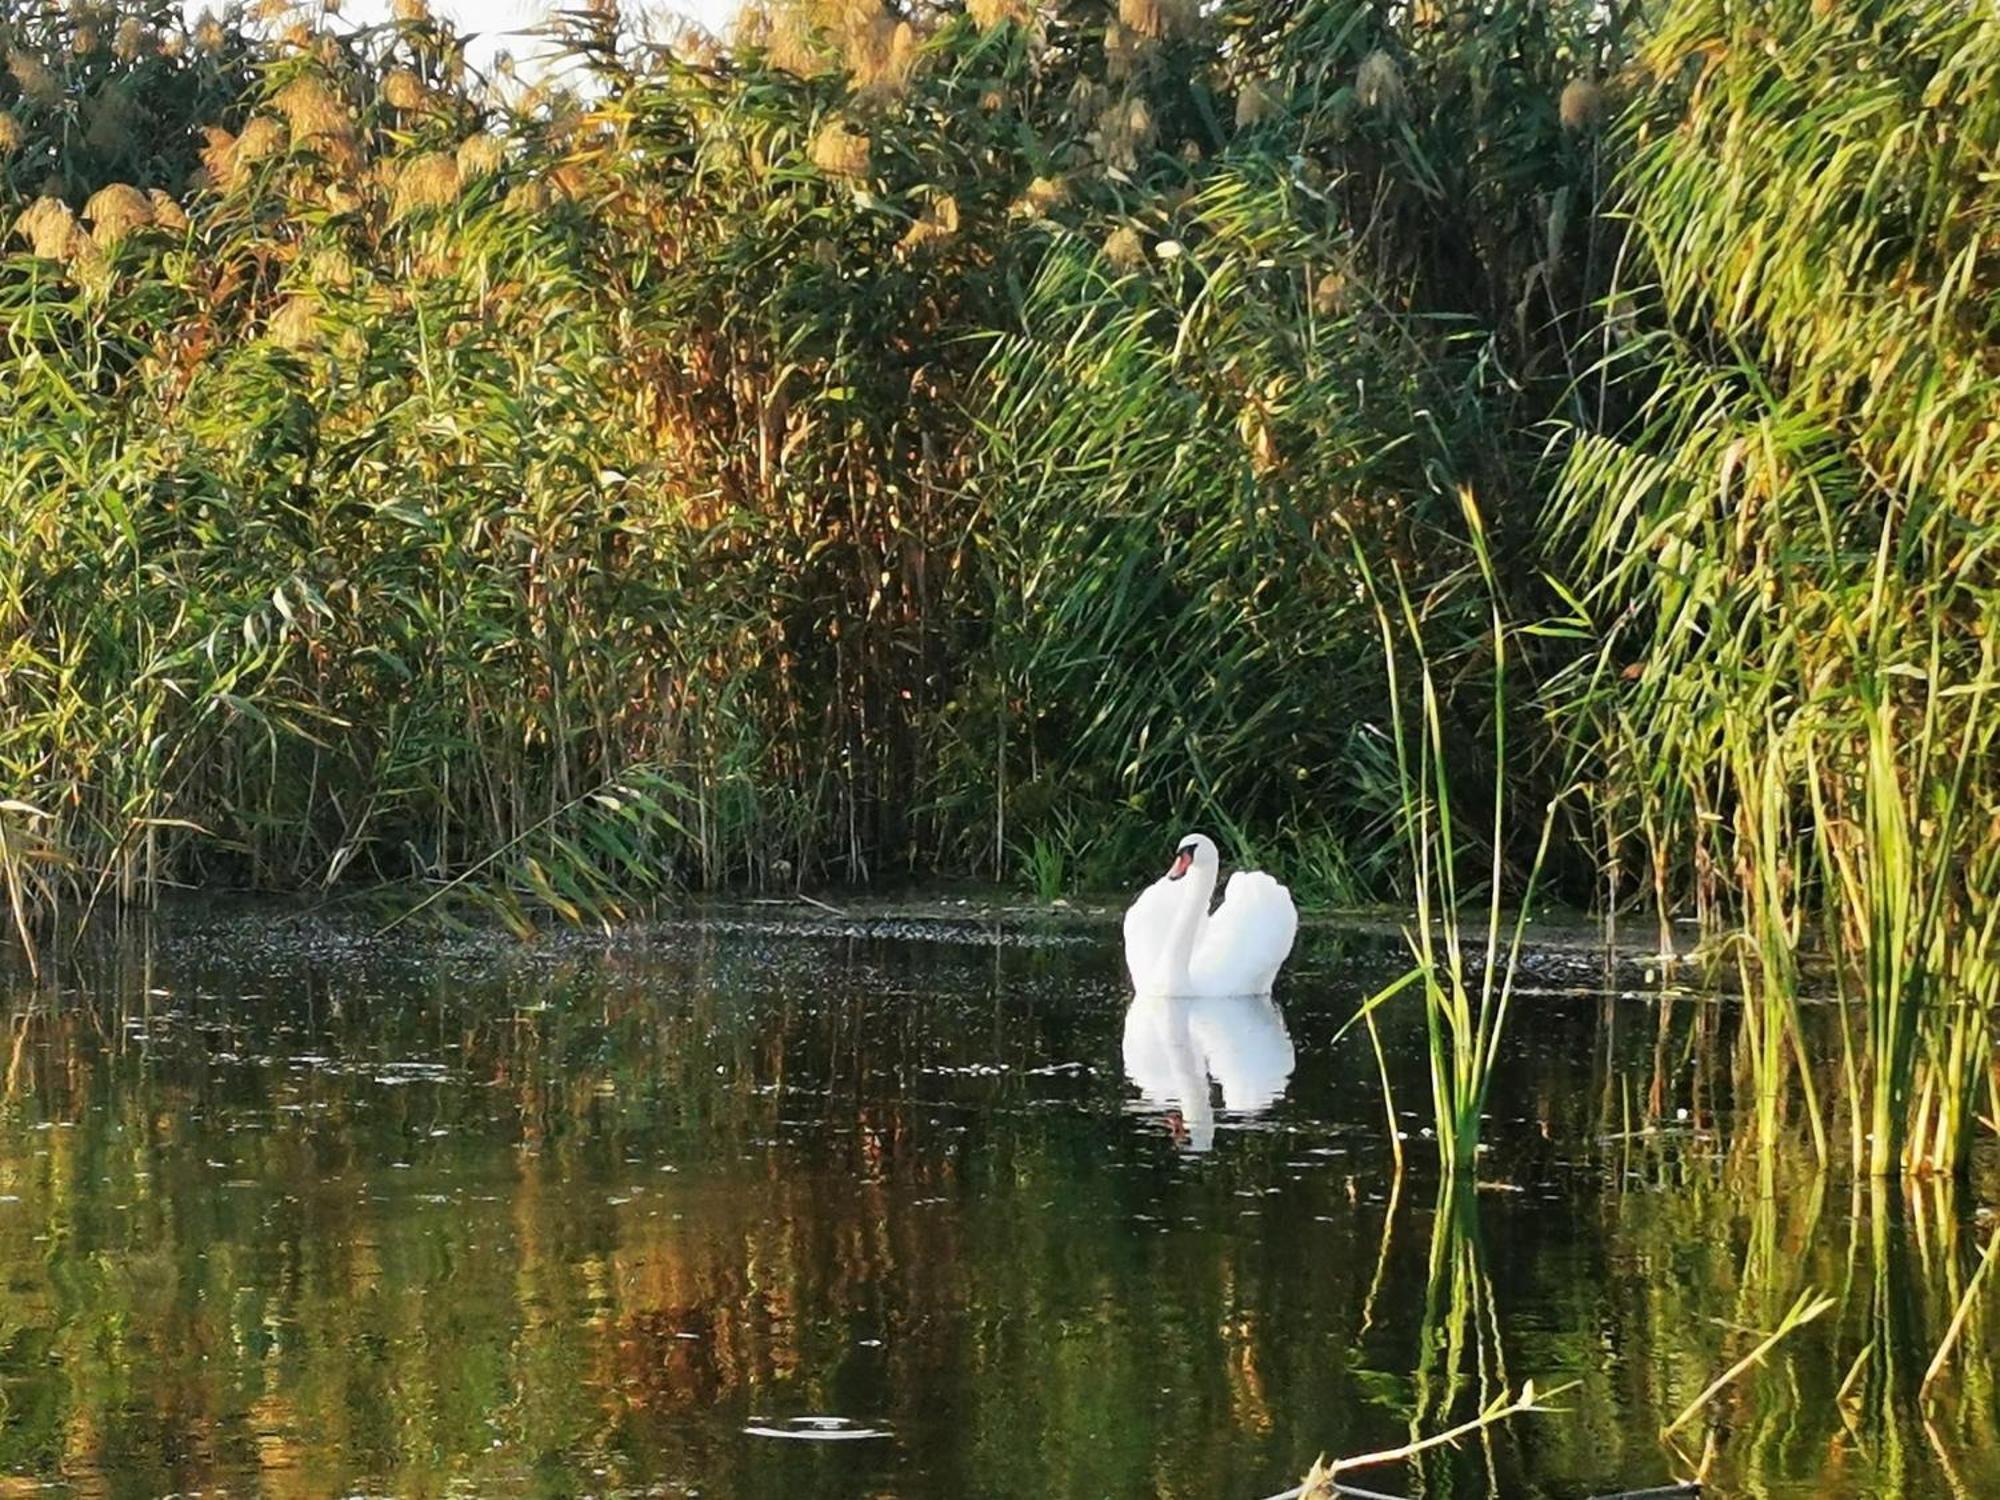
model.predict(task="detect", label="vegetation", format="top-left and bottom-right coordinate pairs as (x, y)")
top-left (0, 0), bottom-right (1995, 1173)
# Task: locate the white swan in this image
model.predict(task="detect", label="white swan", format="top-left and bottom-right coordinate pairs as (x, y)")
top-left (1122, 833), bottom-right (1298, 997)
top-left (1121, 991), bottom-right (1296, 1152)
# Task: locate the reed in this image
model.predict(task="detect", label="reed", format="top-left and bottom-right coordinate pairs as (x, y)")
top-left (1354, 495), bottom-right (1559, 1174)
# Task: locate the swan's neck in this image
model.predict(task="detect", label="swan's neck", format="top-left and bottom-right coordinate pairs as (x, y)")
top-left (1160, 865), bottom-right (1215, 989)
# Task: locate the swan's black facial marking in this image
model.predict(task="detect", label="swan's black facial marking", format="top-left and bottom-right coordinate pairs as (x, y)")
top-left (1166, 841), bottom-right (1197, 881)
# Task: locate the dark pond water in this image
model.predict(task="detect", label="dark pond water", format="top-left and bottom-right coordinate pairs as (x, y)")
top-left (0, 906), bottom-right (1994, 1499)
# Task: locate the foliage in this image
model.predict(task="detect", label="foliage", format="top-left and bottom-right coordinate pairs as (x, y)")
top-left (0, 0), bottom-right (1994, 1181)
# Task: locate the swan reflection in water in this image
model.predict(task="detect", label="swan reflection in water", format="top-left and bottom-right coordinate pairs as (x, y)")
top-left (1121, 991), bottom-right (1296, 1152)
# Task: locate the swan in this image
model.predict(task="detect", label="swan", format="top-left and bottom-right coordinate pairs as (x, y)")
top-left (1121, 990), bottom-right (1296, 1152)
top-left (1122, 833), bottom-right (1298, 997)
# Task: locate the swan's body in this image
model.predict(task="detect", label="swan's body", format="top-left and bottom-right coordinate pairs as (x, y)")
top-left (1121, 991), bottom-right (1295, 1152)
top-left (1122, 833), bottom-right (1298, 997)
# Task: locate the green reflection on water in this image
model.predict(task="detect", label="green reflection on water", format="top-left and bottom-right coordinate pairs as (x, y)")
top-left (0, 913), bottom-right (1991, 1499)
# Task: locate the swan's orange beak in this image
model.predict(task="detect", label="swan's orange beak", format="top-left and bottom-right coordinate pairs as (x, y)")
top-left (1166, 849), bottom-right (1193, 881)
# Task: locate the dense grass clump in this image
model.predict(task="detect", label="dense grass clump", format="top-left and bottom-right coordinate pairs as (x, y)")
top-left (1, 0), bottom-right (1995, 1172)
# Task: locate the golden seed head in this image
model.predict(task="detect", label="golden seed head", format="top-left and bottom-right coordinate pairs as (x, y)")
top-left (1094, 93), bottom-right (1153, 173)
top-left (195, 13), bottom-right (226, 53)
top-left (1117, 0), bottom-right (1163, 39)
top-left (391, 150), bottom-right (460, 217)
top-left (392, 0), bottom-right (430, 23)
top-left (503, 176), bottom-right (551, 215)
top-left (382, 68), bottom-right (427, 110)
top-left (113, 17), bottom-right (152, 61)
top-left (147, 189), bottom-right (190, 232)
top-left (810, 118), bottom-right (870, 178)
top-left (897, 190), bottom-right (959, 255)
top-left (267, 294), bottom-right (321, 349)
top-left (72, 24), bottom-right (101, 55)
top-left (14, 197), bottom-right (76, 260)
top-left (1560, 76), bottom-right (1604, 132)
top-left (308, 244), bottom-right (354, 286)
top-left (0, 112), bottom-right (21, 155)
top-left (83, 182), bottom-right (153, 246)
top-left (251, 0), bottom-right (294, 22)
top-left (966, 0), bottom-right (1031, 29)
top-left (1104, 21), bottom-right (1143, 82)
top-left (236, 114), bottom-right (288, 163)
top-left (1355, 49), bottom-right (1405, 118)
top-left (199, 126), bottom-right (237, 187)
top-left (8, 51), bottom-right (61, 108)
top-left (68, 229), bottom-right (111, 290)
top-left (275, 75), bottom-right (349, 139)
top-left (1102, 224), bottom-right (1145, 271)
top-left (1235, 77), bottom-right (1277, 129)
top-left (159, 30), bottom-right (185, 57)
top-left (456, 132), bottom-right (504, 180)
top-left (1312, 268), bottom-right (1348, 316)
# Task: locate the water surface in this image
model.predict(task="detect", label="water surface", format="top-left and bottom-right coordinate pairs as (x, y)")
top-left (0, 908), bottom-right (1993, 1498)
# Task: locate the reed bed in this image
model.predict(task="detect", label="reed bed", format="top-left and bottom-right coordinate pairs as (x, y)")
top-left (0, 0), bottom-right (1994, 1175)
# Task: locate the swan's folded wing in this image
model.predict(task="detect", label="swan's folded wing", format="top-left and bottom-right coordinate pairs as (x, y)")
top-left (1188, 871), bottom-right (1297, 995)
top-left (1122, 876), bottom-right (1183, 993)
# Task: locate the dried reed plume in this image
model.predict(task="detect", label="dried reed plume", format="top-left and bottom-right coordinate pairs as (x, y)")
top-left (382, 68), bottom-right (427, 111)
top-left (147, 190), bottom-right (190, 232)
top-left (113, 17), bottom-right (153, 61)
top-left (503, 176), bottom-right (552, 215)
top-left (1104, 21), bottom-right (1143, 83)
top-left (811, 117), bottom-right (870, 177)
top-left (275, 75), bottom-right (349, 140)
top-left (1117, 0), bottom-right (1194, 39)
top-left (1312, 267), bottom-right (1350, 316)
top-left (1235, 77), bottom-right (1277, 129)
top-left (966, 0), bottom-right (1031, 30)
top-left (391, 150), bottom-right (460, 217)
top-left (14, 197), bottom-right (74, 259)
top-left (1559, 77), bottom-right (1604, 132)
top-left (456, 132), bottom-right (504, 180)
top-left (83, 183), bottom-right (153, 248)
top-left (7, 51), bottom-right (60, 109)
top-left (844, 4), bottom-right (920, 101)
top-left (897, 191), bottom-right (958, 255)
top-left (308, 245), bottom-right (355, 286)
top-left (1094, 94), bottom-right (1153, 173)
top-left (1012, 174), bottom-right (1066, 217)
top-left (1102, 224), bottom-right (1145, 271)
top-left (1355, 50), bottom-right (1406, 118)
top-left (267, 295), bottom-right (321, 349)
top-left (198, 127), bottom-right (237, 189)
top-left (236, 115), bottom-right (288, 163)
top-left (0, 113), bottom-right (21, 157)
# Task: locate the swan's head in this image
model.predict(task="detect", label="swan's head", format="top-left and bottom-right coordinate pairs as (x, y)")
top-left (1165, 833), bottom-right (1219, 883)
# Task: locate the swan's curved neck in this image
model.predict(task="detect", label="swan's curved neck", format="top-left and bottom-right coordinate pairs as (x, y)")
top-left (1161, 863), bottom-right (1215, 988)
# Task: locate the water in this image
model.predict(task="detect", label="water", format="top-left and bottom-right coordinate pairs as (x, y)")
top-left (0, 906), bottom-right (1993, 1499)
